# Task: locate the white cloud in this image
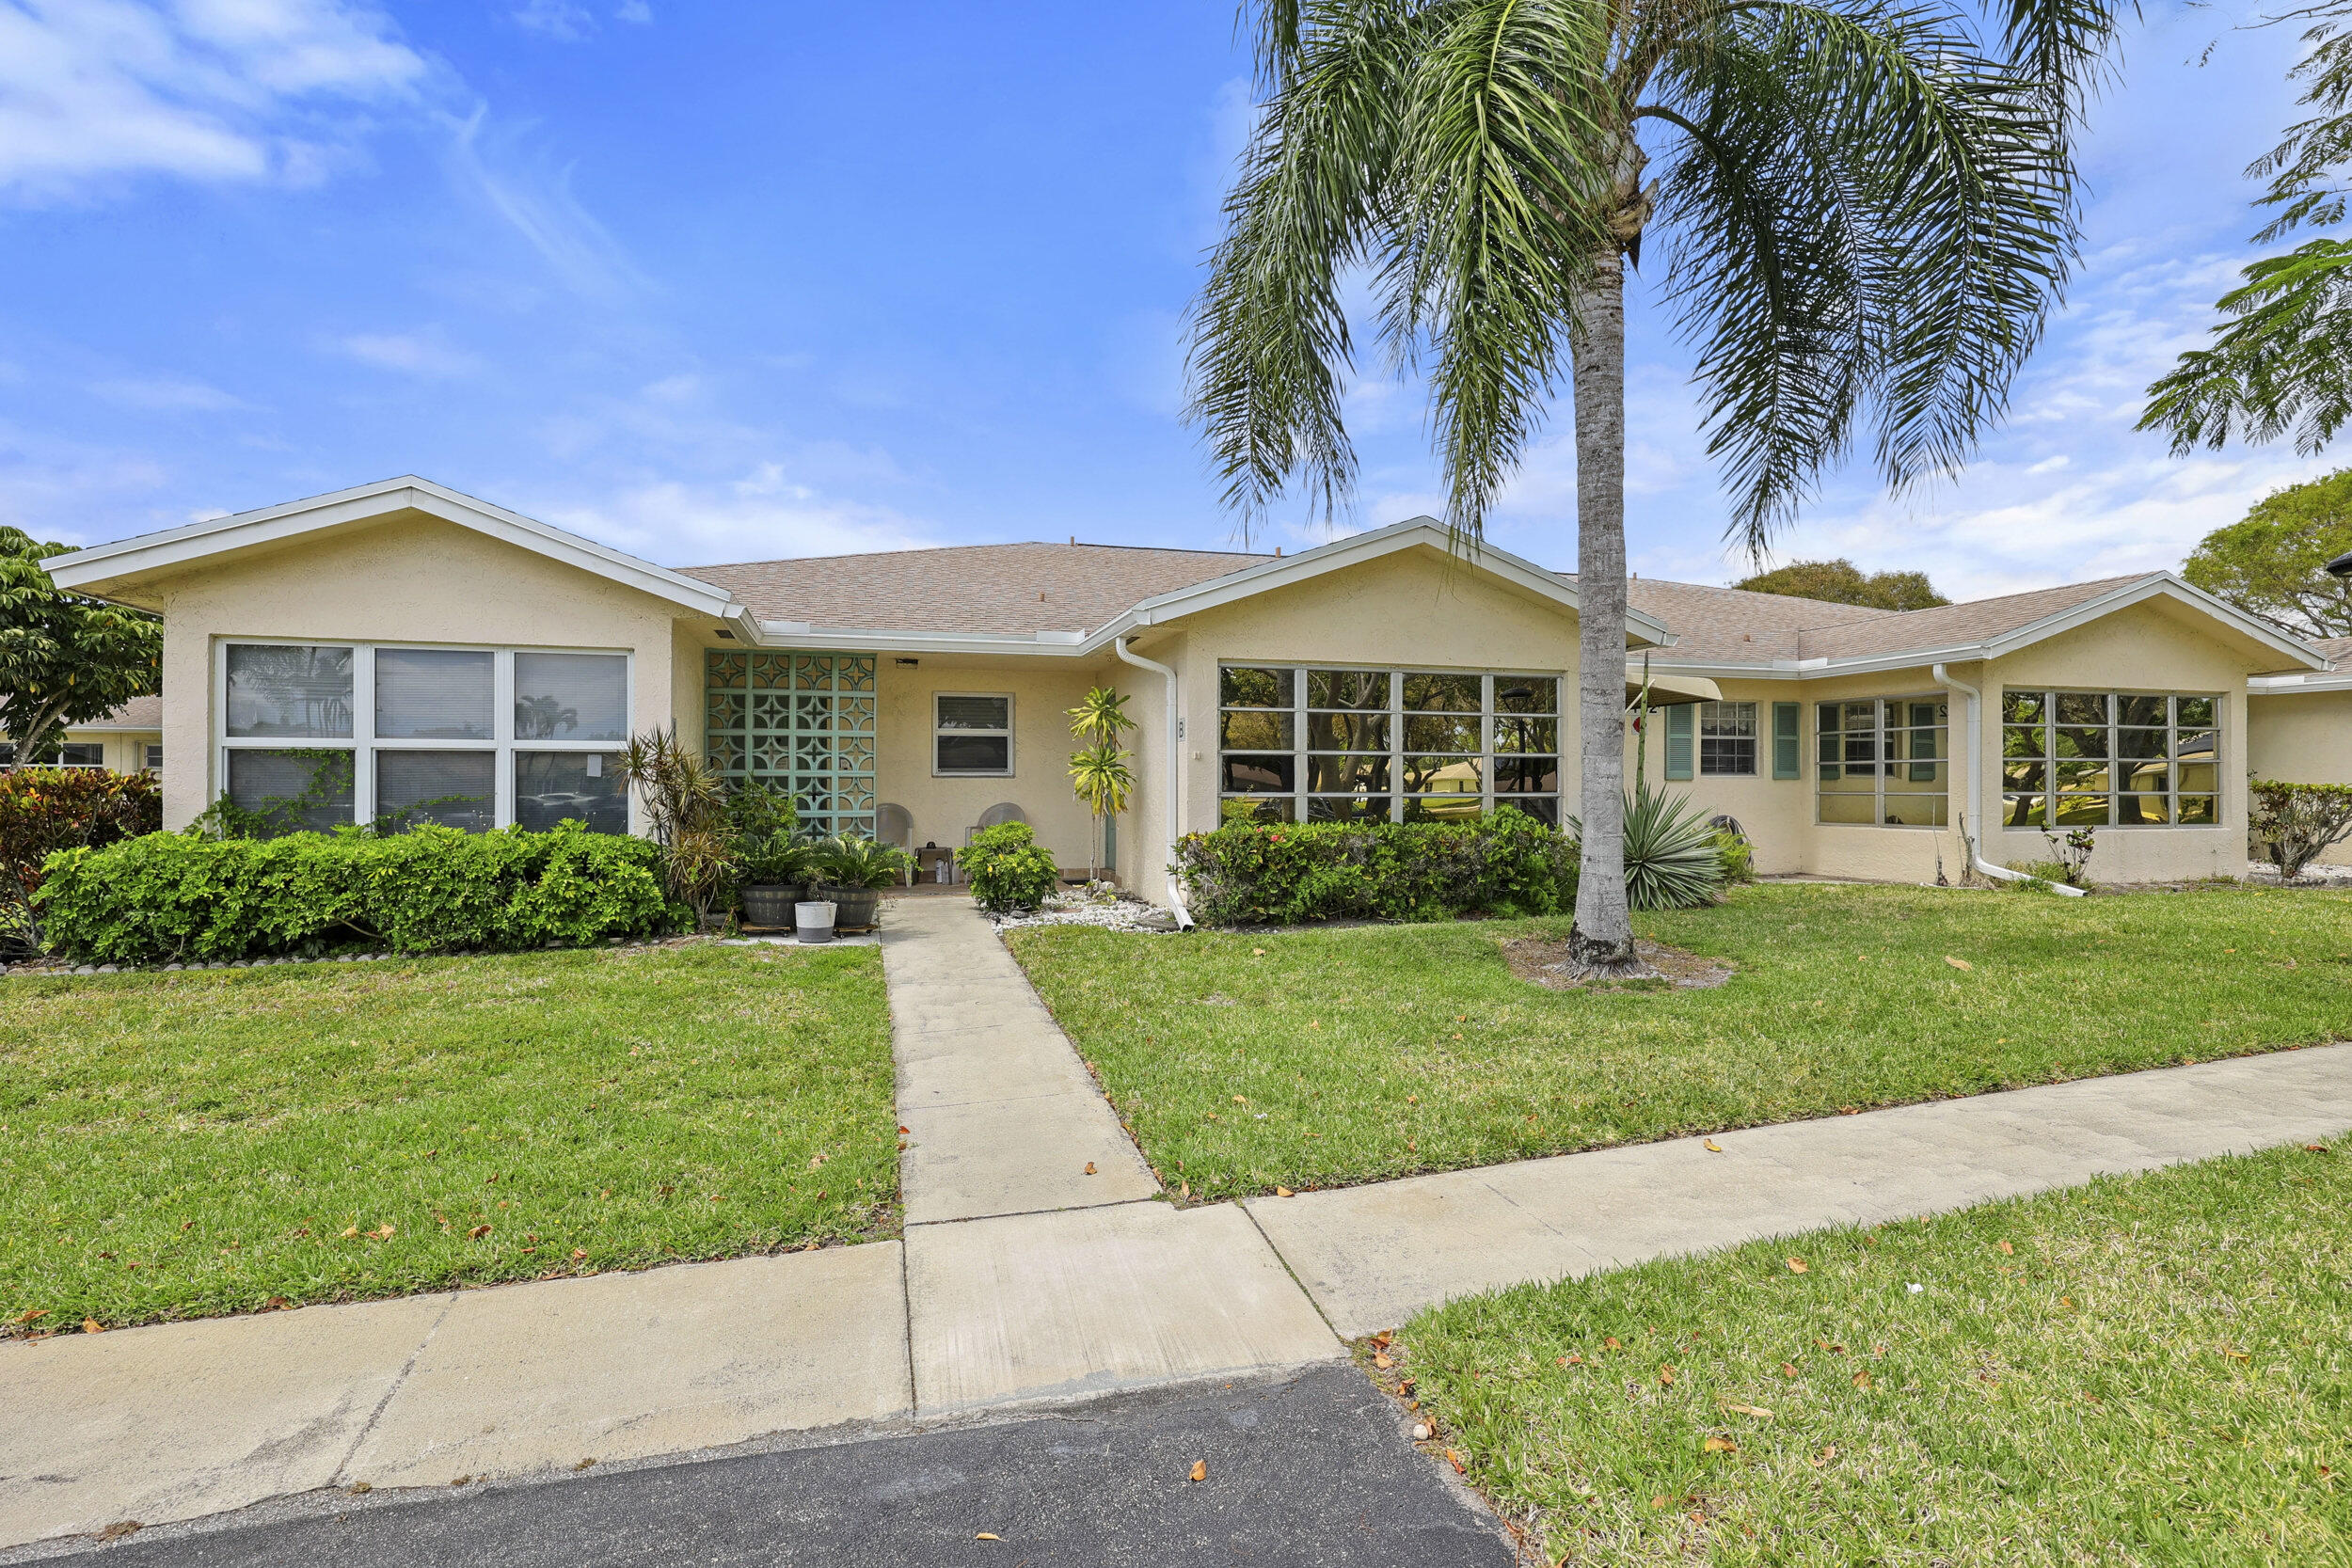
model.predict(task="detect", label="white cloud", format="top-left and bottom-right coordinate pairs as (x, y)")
top-left (510, 0), bottom-right (591, 40)
top-left (614, 0), bottom-right (650, 22)
top-left (446, 107), bottom-right (647, 305)
top-left (333, 328), bottom-right (483, 378)
top-left (88, 373), bottom-right (251, 411)
top-left (543, 466), bottom-right (939, 566)
top-left (0, 0), bottom-right (429, 198)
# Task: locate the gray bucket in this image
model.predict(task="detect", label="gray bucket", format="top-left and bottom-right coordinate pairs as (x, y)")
top-left (795, 900), bottom-right (837, 943)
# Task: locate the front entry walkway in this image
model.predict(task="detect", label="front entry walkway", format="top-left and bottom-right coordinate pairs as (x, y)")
top-left (881, 896), bottom-right (1343, 1413)
top-left (6, 898), bottom-right (2349, 1554)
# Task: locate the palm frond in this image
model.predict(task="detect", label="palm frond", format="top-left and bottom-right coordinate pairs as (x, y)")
top-left (2140, 239), bottom-right (2352, 455)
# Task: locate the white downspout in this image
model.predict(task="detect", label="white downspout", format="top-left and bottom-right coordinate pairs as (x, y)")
top-left (1115, 635), bottom-right (1195, 929)
top-left (1933, 662), bottom-right (2085, 895)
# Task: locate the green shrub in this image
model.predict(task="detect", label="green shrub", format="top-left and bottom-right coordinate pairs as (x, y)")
top-left (1171, 806), bottom-right (1578, 927)
top-left (1, 768), bottom-right (161, 956)
top-left (1711, 826), bottom-right (1756, 885)
top-left (2249, 778), bottom-right (2352, 879)
top-left (962, 821), bottom-right (1060, 912)
top-left (36, 822), bottom-right (677, 965)
top-left (1569, 782), bottom-right (1729, 911)
top-left (812, 832), bottom-right (914, 891)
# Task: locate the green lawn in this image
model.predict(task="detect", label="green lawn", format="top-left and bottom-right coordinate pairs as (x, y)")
top-left (1005, 884), bottom-right (2352, 1199)
top-left (1396, 1139), bottom-right (2352, 1564)
top-left (1, 942), bottom-right (897, 1332)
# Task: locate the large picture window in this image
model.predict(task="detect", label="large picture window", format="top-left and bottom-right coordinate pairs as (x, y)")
top-left (1817, 697), bottom-right (1947, 827)
top-left (2001, 690), bottom-right (2217, 828)
top-left (1219, 665), bottom-right (1560, 826)
top-left (217, 641), bottom-right (628, 837)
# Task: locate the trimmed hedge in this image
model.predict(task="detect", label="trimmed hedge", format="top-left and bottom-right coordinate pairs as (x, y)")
top-left (1172, 807), bottom-right (1578, 926)
top-left (37, 822), bottom-right (678, 965)
top-left (963, 820), bottom-right (1060, 913)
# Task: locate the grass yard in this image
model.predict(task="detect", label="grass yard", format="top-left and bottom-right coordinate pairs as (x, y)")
top-left (1, 942), bottom-right (896, 1333)
top-left (1005, 883), bottom-right (2352, 1200)
top-left (1395, 1139), bottom-right (2352, 1564)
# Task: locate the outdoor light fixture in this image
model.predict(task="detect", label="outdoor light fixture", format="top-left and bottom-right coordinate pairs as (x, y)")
top-left (897, 657), bottom-right (920, 667)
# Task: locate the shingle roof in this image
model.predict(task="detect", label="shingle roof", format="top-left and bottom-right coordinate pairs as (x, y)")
top-left (2312, 636), bottom-right (2352, 670)
top-left (1789, 578), bottom-right (2145, 661)
top-left (74, 694), bottom-right (162, 730)
top-left (675, 542), bottom-right (1274, 635)
top-left (1619, 578), bottom-right (1893, 661)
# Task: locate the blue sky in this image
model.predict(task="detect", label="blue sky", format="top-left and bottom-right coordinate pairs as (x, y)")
top-left (0, 0), bottom-right (2334, 599)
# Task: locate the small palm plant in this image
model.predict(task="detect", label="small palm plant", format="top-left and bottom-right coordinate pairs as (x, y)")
top-left (1066, 687), bottom-right (1137, 882)
top-left (618, 728), bottom-right (734, 927)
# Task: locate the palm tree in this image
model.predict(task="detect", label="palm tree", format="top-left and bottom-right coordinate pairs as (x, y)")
top-left (1066, 686), bottom-right (1139, 881)
top-left (1187, 0), bottom-right (2113, 973)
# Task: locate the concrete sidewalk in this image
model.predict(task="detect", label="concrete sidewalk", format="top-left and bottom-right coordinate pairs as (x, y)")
top-left (8, 897), bottom-right (2349, 1555)
top-left (1247, 1041), bottom-right (2352, 1337)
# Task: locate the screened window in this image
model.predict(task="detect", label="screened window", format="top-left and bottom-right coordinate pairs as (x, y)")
top-left (1817, 697), bottom-right (1947, 827)
top-left (1698, 702), bottom-right (1758, 776)
top-left (2001, 690), bottom-right (2217, 828)
top-left (1219, 665), bottom-right (1560, 826)
top-left (143, 743), bottom-right (163, 772)
top-left (935, 693), bottom-right (1012, 776)
top-left (216, 642), bottom-right (628, 837)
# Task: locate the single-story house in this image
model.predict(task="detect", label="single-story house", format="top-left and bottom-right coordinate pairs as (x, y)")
top-left (2, 695), bottom-right (162, 774)
top-left (2248, 636), bottom-right (2352, 864)
top-left (37, 474), bottom-right (2348, 895)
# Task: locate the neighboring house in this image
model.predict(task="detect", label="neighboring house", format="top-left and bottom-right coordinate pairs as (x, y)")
top-left (0, 694), bottom-right (162, 773)
top-left (35, 474), bottom-right (2344, 895)
top-left (2247, 637), bottom-right (2352, 865)
top-left (1621, 578), bottom-right (2319, 883)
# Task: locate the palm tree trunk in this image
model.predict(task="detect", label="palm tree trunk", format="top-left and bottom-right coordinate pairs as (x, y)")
top-left (1566, 248), bottom-right (1643, 974)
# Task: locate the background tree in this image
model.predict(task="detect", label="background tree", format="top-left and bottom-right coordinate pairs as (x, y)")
top-left (2142, 4), bottom-right (2352, 451)
top-left (0, 530), bottom-right (160, 772)
top-left (1188, 0), bottom-right (2107, 974)
top-left (1734, 559), bottom-right (1950, 610)
top-left (2180, 467), bottom-right (2352, 638)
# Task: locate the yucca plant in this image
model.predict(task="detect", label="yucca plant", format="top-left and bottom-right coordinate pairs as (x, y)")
top-left (1570, 778), bottom-right (1725, 911)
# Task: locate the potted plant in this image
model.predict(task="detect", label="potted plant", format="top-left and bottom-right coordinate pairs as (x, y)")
top-left (810, 833), bottom-right (914, 931)
top-left (730, 781), bottom-right (812, 931)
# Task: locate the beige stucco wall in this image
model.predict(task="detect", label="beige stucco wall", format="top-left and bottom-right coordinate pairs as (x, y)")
top-left (142, 512), bottom-right (695, 830)
top-left (1635, 601), bottom-right (2266, 885)
top-left (2249, 688), bottom-right (2352, 863)
top-left (871, 656), bottom-right (1126, 878)
top-left (1128, 543), bottom-right (1585, 892)
top-left (40, 729), bottom-right (162, 773)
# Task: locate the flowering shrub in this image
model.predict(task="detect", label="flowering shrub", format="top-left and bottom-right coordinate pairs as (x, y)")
top-left (1172, 806), bottom-right (1578, 927)
top-left (37, 821), bottom-right (677, 965)
top-left (1, 767), bottom-right (160, 956)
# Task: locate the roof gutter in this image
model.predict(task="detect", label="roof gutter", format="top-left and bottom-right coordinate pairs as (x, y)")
top-left (1934, 662), bottom-right (2084, 895)
top-left (1113, 635), bottom-right (1193, 930)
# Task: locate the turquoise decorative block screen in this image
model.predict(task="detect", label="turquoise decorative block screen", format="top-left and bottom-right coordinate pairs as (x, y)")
top-left (705, 651), bottom-right (877, 836)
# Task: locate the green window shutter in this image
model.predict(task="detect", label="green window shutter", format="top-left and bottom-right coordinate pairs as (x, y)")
top-left (1664, 704), bottom-right (1694, 781)
top-left (1772, 702), bottom-right (1801, 780)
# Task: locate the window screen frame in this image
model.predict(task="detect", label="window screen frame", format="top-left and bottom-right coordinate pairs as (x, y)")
top-left (1814, 693), bottom-right (1951, 829)
top-left (215, 639), bottom-right (632, 834)
top-left (1997, 689), bottom-right (2221, 830)
top-left (932, 690), bottom-right (1016, 778)
top-left (1697, 700), bottom-right (1760, 777)
top-left (1216, 663), bottom-right (1562, 826)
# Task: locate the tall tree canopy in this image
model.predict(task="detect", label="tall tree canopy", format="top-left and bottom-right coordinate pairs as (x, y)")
top-left (1734, 559), bottom-right (1950, 610)
top-left (2180, 467), bottom-right (2352, 639)
top-left (0, 530), bottom-right (161, 772)
top-left (2142, 5), bottom-right (2352, 452)
top-left (1188, 0), bottom-right (2111, 971)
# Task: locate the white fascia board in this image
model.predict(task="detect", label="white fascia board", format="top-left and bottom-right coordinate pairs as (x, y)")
top-left (2249, 671), bottom-right (2352, 693)
top-left (1975, 575), bottom-right (2325, 668)
top-left (1078, 517), bottom-right (1671, 652)
top-left (754, 623), bottom-right (1090, 657)
top-left (46, 475), bottom-right (742, 622)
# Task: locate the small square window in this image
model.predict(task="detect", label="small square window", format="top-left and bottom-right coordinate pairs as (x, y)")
top-left (935, 694), bottom-right (1012, 776)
